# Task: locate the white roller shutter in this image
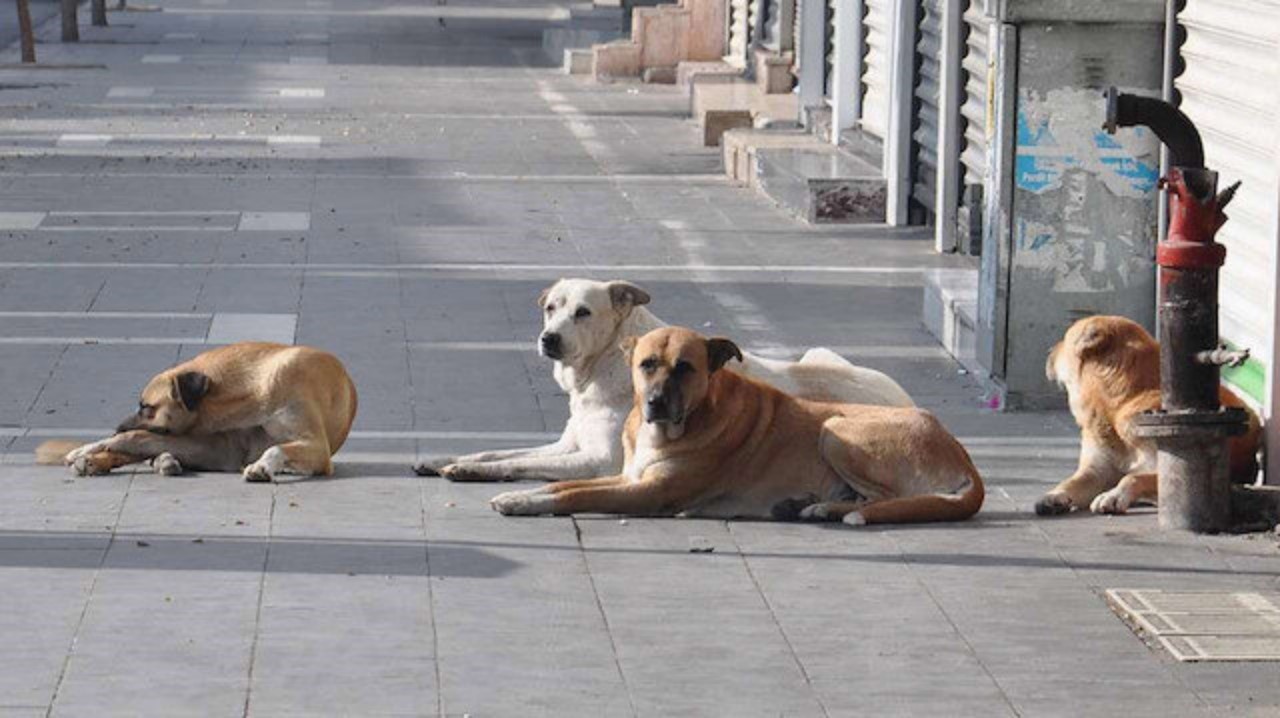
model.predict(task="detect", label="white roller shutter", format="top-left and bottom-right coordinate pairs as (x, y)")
top-left (912, 0), bottom-right (943, 214)
top-left (1176, 0), bottom-right (1280, 371)
top-left (861, 0), bottom-right (892, 140)
top-left (959, 0), bottom-right (989, 188)
top-left (822, 0), bottom-right (836, 96)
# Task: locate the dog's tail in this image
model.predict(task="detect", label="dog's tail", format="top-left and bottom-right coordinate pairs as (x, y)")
top-left (854, 474), bottom-right (985, 525)
top-left (34, 440), bottom-right (80, 465)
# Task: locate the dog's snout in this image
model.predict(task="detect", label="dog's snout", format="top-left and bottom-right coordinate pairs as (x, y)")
top-left (540, 332), bottom-right (560, 350)
top-left (116, 414), bottom-right (140, 433)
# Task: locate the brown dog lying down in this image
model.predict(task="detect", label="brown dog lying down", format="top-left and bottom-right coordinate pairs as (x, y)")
top-left (491, 327), bottom-right (984, 525)
top-left (36, 342), bottom-right (358, 483)
top-left (1036, 315), bottom-right (1261, 516)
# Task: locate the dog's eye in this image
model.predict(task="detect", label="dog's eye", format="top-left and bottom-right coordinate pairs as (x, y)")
top-left (638, 357), bottom-right (658, 373)
top-left (574, 307), bottom-right (591, 319)
top-left (545, 304), bottom-right (555, 314)
top-left (673, 361), bottom-right (693, 374)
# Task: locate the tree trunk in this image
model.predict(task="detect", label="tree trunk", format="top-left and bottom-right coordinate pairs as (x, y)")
top-left (92, 0), bottom-right (108, 26)
top-left (16, 0), bottom-right (36, 63)
top-left (61, 0), bottom-right (80, 42)
top-left (116, 0), bottom-right (127, 10)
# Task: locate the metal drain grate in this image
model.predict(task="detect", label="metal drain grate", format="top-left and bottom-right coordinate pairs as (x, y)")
top-left (1107, 589), bottom-right (1280, 662)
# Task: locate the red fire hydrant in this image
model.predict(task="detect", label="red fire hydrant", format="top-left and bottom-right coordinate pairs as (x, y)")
top-left (1104, 88), bottom-right (1249, 533)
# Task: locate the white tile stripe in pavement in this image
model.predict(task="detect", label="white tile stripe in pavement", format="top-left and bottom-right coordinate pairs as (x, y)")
top-left (141, 55), bottom-right (183, 64)
top-left (0, 312), bottom-right (296, 345)
top-left (106, 87), bottom-right (325, 99)
top-left (0, 211), bottom-right (311, 231)
top-left (41, 134), bottom-right (322, 147)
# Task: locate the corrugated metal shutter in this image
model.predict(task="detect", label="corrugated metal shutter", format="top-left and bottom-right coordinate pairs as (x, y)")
top-left (1176, 0), bottom-right (1280, 370)
top-left (911, 0), bottom-right (942, 214)
top-left (761, 0), bottom-right (782, 50)
top-left (822, 0), bottom-right (835, 96)
top-left (726, 0), bottom-right (751, 67)
top-left (861, 0), bottom-right (892, 140)
top-left (789, 0), bottom-right (803, 56)
top-left (959, 0), bottom-right (989, 187)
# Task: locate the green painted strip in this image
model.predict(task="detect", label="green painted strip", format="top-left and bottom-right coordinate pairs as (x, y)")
top-left (1221, 346), bottom-right (1266, 405)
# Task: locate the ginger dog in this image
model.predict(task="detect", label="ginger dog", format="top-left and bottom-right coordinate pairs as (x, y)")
top-left (417, 278), bottom-right (914, 482)
top-left (37, 342), bottom-right (357, 482)
top-left (1036, 315), bottom-right (1261, 515)
top-left (490, 327), bottom-right (983, 525)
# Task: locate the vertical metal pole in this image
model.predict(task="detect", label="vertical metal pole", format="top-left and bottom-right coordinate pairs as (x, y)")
top-left (884, 0), bottom-right (918, 226)
top-left (92, 0), bottom-right (108, 26)
top-left (61, 0), bottom-right (80, 42)
top-left (934, 0), bottom-right (964, 251)
top-left (16, 0), bottom-right (37, 63)
top-left (830, 0), bottom-right (864, 144)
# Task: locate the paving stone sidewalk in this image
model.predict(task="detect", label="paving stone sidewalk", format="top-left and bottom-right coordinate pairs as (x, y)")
top-left (0, 1), bottom-right (1277, 716)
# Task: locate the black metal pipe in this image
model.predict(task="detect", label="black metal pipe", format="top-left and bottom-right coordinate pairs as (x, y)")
top-left (1103, 87), bottom-right (1205, 170)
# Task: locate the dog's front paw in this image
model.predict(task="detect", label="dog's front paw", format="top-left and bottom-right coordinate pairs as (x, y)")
top-left (64, 441), bottom-right (108, 466)
top-left (1090, 487), bottom-right (1133, 515)
top-left (412, 456), bottom-right (454, 477)
top-left (70, 454), bottom-right (111, 477)
top-left (490, 489), bottom-right (554, 516)
top-left (439, 463), bottom-right (499, 482)
top-left (1034, 491), bottom-right (1075, 516)
top-left (151, 452), bottom-right (184, 477)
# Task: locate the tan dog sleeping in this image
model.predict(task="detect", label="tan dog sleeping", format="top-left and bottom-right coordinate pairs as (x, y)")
top-left (490, 327), bottom-right (983, 525)
top-left (37, 342), bottom-right (357, 482)
top-left (1036, 315), bottom-right (1261, 515)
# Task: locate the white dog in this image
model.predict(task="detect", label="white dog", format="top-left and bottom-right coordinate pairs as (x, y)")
top-left (413, 278), bottom-right (914, 481)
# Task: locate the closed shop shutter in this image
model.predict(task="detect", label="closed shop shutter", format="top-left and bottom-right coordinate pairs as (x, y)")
top-left (761, 0), bottom-right (783, 50)
top-left (1176, 0), bottom-right (1280, 372)
top-left (911, 0), bottom-right (943, 215)
top-left (823, 0), bottom-right (836, 96)
top-left (959, 0), bottom-right (989, 189)
top-left (861, 0), bottom-right (892, 140)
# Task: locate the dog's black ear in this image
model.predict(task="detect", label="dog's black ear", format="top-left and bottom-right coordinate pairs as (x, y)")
top-left (607, 281), bottom-right (651, 309)
top-left (706, 337), bottom-right (743, 373)
top-left (174, 371), bottom-right (210, 411)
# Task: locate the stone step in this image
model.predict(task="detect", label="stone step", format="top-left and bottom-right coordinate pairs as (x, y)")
top-left (753, 145), bottom-right (885, 223)
top-left (543, 27), bottom-right (623, 66)
top-left (689, 75), bottom-right (798, 146)
top-left (922, 266), bottom-right (981, 374)
top-left (564, 48), bottom-right (593, 75)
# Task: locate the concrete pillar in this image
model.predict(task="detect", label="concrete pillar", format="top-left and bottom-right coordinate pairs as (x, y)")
top-left (933, 0), bottom-right (964, 252)
top-left (975, 0), bottom-right (1166, 408)
top-left (795, 0), bottom-right (827, 116)
top-left (829, 0), bottom-right (863, 144)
